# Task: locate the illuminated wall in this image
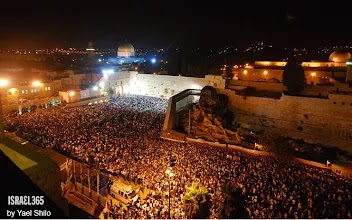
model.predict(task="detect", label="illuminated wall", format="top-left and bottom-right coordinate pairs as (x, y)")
top-left (236, 68), bottom-right (338, 85)
top-left (220, 89), bottom-right (352, 153)
top-left (117, 51), bottom-right (135, 58)
top-left (255, 61), bottom-right (347, 68)
top-left (97, 71), bottom-right (226, 99)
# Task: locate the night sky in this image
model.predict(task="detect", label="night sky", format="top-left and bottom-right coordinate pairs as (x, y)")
top-left (0, 0), bottom-right (351, 49)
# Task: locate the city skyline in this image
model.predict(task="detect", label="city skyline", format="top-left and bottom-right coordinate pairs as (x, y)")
top-left (1, 1), bottom-right (352, 49)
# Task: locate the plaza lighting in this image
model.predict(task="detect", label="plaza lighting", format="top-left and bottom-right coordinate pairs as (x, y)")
top-left (151, 58), bottom-right (156, 64)
top-left (69, 91), bottom-right (75, 96)
top-left (92, 86), bottom-right (98, 91)
top-left (32, 81), bottom-right (43, 86)
top-left (102, 69), bottom-right (114, 78)
top-left (311, 72), bottom-right (316, 77)
top-left (263, 70), bottom-right (268, 75)
top-left (0, 79), bottom-right (9, 87)
top-left (243, 70), bottom-right (248, 75)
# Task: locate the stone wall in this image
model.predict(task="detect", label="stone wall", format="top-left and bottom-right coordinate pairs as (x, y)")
top-left (235, 68), bottom-right (345, 85)
top-left (97, 71), bottom-right (226, 99)
top-left (219, 88), bottom-right (352, 154)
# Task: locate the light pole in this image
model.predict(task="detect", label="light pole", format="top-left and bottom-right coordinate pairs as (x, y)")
top-left (165, 168), bottom-right (174, 219)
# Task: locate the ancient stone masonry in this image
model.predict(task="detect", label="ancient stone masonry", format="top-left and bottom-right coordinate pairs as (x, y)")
top-left (179, 86), bottom-right (241, 144)
top-left (219, 88), bottom-right (352, 154)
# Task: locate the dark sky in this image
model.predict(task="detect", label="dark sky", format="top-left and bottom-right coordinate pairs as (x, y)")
top-left (0, 0), bottom-right (351, 49)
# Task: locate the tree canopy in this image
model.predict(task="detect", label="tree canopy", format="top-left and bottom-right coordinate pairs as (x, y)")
top-left (283, 55), bottom-right (306, 94)
top-left (182, 181), bottom-right (210, 219)
top-left (257, 130), bottom-right (295, 162)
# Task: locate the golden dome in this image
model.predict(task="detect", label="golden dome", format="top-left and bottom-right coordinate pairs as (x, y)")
top-left (118, 43), bottom-right (135, 53)
top-left (329, 50), bottom-right (351, 63)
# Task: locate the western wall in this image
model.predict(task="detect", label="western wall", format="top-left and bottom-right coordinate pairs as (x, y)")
top-left (102, 71), bottom-right (352, 154)
top-left (220, 89), bottom-right (352, 154)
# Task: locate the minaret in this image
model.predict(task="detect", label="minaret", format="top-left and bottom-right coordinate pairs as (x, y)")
top-left (86, 42), bottom-right (95, 58)
top-left (346, 59), bottom-right (352, 83)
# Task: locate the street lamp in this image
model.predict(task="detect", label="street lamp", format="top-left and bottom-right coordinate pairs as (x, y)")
top-left (68, 91), bottom-right (75, 103)
top-left (0, 79), bottom-right (9, 139)
top-left (165, 168), bottom-right (174, 219)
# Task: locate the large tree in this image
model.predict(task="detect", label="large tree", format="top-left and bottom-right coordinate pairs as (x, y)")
top-left (283, 55), bottom-right (306, 94)
top-left (182, 181), bottom-right (210, 219)
top-left (257, 130), bottom-right (295, 162)
top-left (213, 182), bottom-right (249, 219)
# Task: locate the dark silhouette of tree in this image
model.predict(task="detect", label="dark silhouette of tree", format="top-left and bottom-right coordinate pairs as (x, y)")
top-left (257, 130), bottom-right (295, 162)
top-left (213, 182), bottom-right (249, 219)
top-left (283, 55), bottom-right (306, 95)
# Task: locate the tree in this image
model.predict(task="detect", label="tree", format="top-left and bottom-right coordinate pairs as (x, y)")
top-left (182, 181), bottom-right (210, 219)
top-left (215, 182), bottom-right (249, 219)
top-left (257, 130), bottom-right (295, 162)
top-left (283, 55), bottom-right (306, 94)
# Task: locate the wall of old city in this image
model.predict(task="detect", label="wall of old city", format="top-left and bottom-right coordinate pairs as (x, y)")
top-left (129, 72), bottom-right (225, 98)
top-left (235, 68), bottom-right (345, 85)
top-left (100, 71), bottom-right (226, 99)
top-left (219, 88), bottom-right (352, 154)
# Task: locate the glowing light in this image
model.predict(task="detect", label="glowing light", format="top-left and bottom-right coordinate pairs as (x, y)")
top-left (98, 59), bottom-right (102, 62)
top-left (311, 72), bottom-right (316, 77)
top-left (68, 91), bottom-right (75, 96)
top-left (102, 69), bottom-right (114, 77)
top-left (92, 86), bottom-right (98, 91)
top-left (243, 70), bottom-right (248, 75)
top-left (9, 88), bottom-right (17, 93)
top-left (191, 84), bottom-right (202, 90)
top-left (99, 82), bottom-right (105, 89)
top-left (0, 79), bottom-right (9, 87)
top-left (32, 81), bottom-right (43, 86)
top-left (263, 70), bottom-right (268, 75)
top-left (165, 169), bottom-right (174, 177)
top-left (86, 48), bottom-right (95, 51)
top-left (151, 58), bottom-right (156, 64)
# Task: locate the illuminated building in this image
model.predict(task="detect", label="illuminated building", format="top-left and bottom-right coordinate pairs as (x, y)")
top-left (86, 42), bottom-right (95, 58)
top-left (108, 43), bottom-right (145, 65)
top-left (235, 50), bottom-right (352, 85)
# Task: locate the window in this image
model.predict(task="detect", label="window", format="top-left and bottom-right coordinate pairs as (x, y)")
top-left (45, 87), bottom-right (47, 91)
top-left (22, 90), bottom-right (25, 94)
top-left (31, 89), bottom-right (34, 93)
top-left (48, 87), bottom-right (50, 90)
top-left (25, 90), bottom-right (28, 94)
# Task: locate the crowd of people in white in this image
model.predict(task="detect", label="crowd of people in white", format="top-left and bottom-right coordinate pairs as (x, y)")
top-left (4, 95), bottom-right (352, 219)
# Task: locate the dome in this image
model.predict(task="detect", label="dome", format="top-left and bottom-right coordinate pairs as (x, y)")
top-left (329, 50), bottom-right (351, 63)
top-left (118, 43), bottom-right (135, 53)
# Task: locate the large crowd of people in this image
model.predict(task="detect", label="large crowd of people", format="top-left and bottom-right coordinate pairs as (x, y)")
top-left (4, 95), bottom-right (352, 219)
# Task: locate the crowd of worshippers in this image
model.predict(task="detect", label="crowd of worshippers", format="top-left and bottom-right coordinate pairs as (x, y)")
top-left (4, 95), bottom-right (352, 219)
